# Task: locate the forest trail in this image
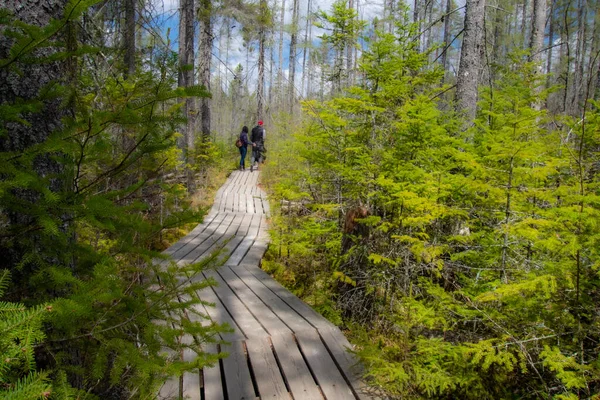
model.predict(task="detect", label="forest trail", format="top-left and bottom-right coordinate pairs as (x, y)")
top-left (158, 170), bottom-right (374, 400)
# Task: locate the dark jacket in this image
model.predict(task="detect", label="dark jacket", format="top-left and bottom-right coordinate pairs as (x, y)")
top-left (251, 126), bottom-right (264, 143)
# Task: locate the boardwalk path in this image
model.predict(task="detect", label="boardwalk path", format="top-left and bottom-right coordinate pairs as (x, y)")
top-left (158, 170), bottom-right (372, 400)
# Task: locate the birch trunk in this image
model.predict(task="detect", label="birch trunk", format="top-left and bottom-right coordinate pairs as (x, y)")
top-left (455, 0), bottom-right (486, 129)
top-left (289, 0), bottom-right (300, 113)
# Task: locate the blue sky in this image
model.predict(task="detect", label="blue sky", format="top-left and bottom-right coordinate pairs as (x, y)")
top-left (150, 0), bottom-right (390, 93)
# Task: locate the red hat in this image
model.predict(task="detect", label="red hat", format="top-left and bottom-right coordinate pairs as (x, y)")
top-left (258, 120), bottom-right (263, 126)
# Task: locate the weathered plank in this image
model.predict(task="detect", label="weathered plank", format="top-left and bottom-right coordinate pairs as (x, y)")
top-left (157, 376), bottom-right (179, 400)
top-left (270, 332), bottom-right (323, 400)
top-left (194, 282), bottom-right (245, 342)
top-left (226, 214), bottom-right (261, 266)
top-left (203, 269), bottom-right (269, 339)
top-left (319, 328), bottom-right (371, 399)
top-left (229, 266), bottom-right (311, 333)
top-left (221, 340), bottom-right (257, 400)
top-left (182, 335), bottom-right (201, 400)
top-left (241, 264), bottom-right (337, 332)
top-left (202, 343), bottom-right (225, 400)
top-left (218, 266), bottom-right (292, 336)
top-left (167, 212), bottom-right (227, 264)
top-left (245, 336), bottom-right (289, 399)
top-left (176, 213), bottom-right (235, 265)
top-left (296, 329), bottom-right (355, 400)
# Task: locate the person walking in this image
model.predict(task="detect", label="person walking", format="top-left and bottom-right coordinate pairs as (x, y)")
top-left (250, 120), bottom-right (266, 172)
top-left (238, 126), bottom-right (249, 170)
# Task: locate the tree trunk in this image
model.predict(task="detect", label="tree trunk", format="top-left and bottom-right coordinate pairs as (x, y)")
top-left (257, 0), bottom-right (267, 121)
top-left (546, 0), bottom-right (554, 78)
top-left (301, 0), bottom-right (312, 96)
top-left (572, 0), bottom-right (587, 114)
top-left (591, 0), bottom-right (600, 100)
top-left (0, 0), bottom-right (67, 269)
top-left (289, 0), bottom-right (299, 113)
top-left (346, 0), bottom-right (354, 86)
top-left (198, 0), bottom-right (212, 142)
top-left (455, 0), bottom-right (486, 129)
top-left (414, 0), bottom-right (421, 50)
top-left (124, 0), bottom-right (136, 77)
top-left (521, 0), bottom-right (529, 47)
top-left (179, 0), bottom-right (196, 191)
top-left (278, 0), bottom-right (286, 100)
top-left (529, 0), bottom-right (547, 110)
top-left (441, 0), bottom-right (452, 81)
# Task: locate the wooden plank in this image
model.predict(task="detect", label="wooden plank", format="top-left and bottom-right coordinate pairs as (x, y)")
top-left (270, 333), bottom-right (323, 400)
top-left (218, 266), bottom-right (292, 336)
top-left (221, 340), bottom-right (256, 400)
top-left (319, 328), bottom-right (370, 400)
top-left (195, 283), bottom-right (245, 342)
top-left (253, 195), bottom-right (262, 215)
top-left (203, 269), bottom-right (269, 339)
top-left (168, 212), bottom-right (227, 263)
top-left (202, 343), bottom-right (225, 400)
top-left (182, 335), bottom-right (201, 400)
top-left (227, 214), bottom-right (261, 266)
top-left (197, 213), bottom-right (244, 265)
top-left (226, 190), bottom-right (233, 213)
top-left (247, 192), bottom-right (255, 214)
top-left (229, 266), bottom-right (310, 333)
top-left (177, 214), bottom-right (235, 266)
top-left (235, 213), bottom-right (253, 237)
top-left (295, 329), bottom-right (355, 400)
top-left (157, 376), bottom-right (179, 399)
top-left (241, 265), bottom-right (337, 332)
top-left (162, 210), bottom-right (218, 258)
top-left (245, 336), bottom-right (289, 399)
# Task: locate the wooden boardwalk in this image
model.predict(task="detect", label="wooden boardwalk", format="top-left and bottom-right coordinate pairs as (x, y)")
top-left (158, 170), bottom-right (373, 400)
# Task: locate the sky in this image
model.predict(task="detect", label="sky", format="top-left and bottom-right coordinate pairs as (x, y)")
top-left (150, 0), bottom-right (385, 94)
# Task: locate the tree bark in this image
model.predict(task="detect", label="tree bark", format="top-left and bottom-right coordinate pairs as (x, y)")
top-left (521, 0), bottom-right (529, 47)
top-left (413, 0), bottom-right (421, 49)
top-left (124, 0), bottom-right (136, 77)
top-left (179, 0), bottom-right (196, 191)
top-left (455, 0), bottom-right (486, 129)
top-left (301, 0), bottom-right (312, 95)
top-left (346, 0), bottom-right (354, 86)
top-left (278, 0), bottom-right (287, 101)
top-left (198, 0), bottom-right (212, 142)
top-left (257, 0), bottom-right (267, 121)
top-left (441, 0), bottom-right (452, 81)
top-left (289, 0), bottom-right (299, 113)
top-left (529, 0), bottom-right (547, 64)
top-left (572, 0), bottom-right (587, 114)
top-left (0, 0), bottom-right (67, 269)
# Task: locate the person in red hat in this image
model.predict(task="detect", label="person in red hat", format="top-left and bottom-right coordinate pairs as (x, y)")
top-left (250, 120), bottom-right (266, 172)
